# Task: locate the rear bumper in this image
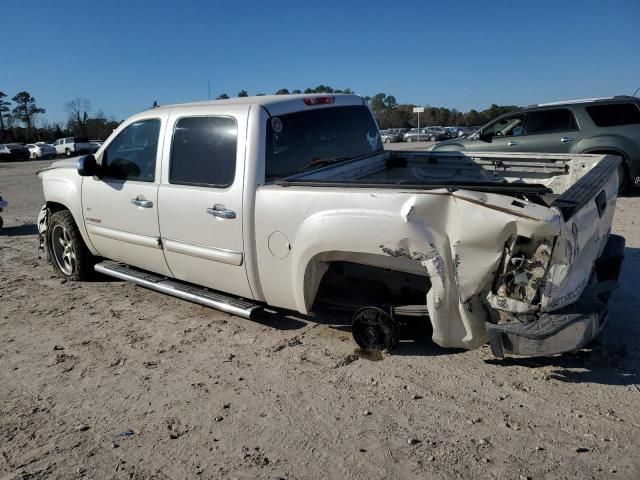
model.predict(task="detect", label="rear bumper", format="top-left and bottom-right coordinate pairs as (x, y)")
top-left (486, 234), bottom-right (625, 357)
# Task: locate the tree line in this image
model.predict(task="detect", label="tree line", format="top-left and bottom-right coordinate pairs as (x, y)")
top-left (0, 90), bottom-right (119, 144)
top-left (1, 85), bottom-right (521, 143)
top-left (215, 87), bottom-right (520, 129)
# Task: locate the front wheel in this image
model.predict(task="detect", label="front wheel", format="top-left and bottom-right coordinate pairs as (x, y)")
top-left (47, 210), bottom-right (96, 280)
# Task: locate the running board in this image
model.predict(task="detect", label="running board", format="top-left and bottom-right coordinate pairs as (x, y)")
top-left (94, 261), bottom-right (262, 319)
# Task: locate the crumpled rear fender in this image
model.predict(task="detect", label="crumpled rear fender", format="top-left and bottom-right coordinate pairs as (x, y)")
top-left (292, 190), bottom-right (562, 350)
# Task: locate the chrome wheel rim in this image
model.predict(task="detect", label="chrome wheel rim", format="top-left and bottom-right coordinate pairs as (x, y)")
top-left (51, 224), bottom-right (76, 275)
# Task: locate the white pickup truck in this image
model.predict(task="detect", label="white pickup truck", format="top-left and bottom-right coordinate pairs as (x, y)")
top-left (37, 94), bottom-right (625, 357)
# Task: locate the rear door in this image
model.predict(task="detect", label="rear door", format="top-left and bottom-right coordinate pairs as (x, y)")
top-left (157, 105), bottom-right (253, 299)
top-left (519, 108), bottom-right (581, 153)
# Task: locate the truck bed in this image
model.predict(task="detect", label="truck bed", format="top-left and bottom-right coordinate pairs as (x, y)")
top-left (280, 150), bottom-right (617, 201)
top-left (259, 150), bottom-right (621, 354)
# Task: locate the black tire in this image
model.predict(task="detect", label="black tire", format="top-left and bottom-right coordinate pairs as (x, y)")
top-left (352, 307), bottom-right (399, 351)
top-left (406, 137), bottom-right (413, 143)
top-left (0, 216), bottom-right (3, 229)
top-left (65, 148), bottom-right (71, 157)
top-left (617, 163), bottom-right (629, 191)
top-left (47, 210), bottom-right (95, 280)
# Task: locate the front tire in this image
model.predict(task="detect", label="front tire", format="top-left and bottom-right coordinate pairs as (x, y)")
top-left (47, 210), bottom-right (95, 280)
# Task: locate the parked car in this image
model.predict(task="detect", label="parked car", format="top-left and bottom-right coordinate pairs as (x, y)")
top-left (403, 128), bottom-right (430, 142)
top-left (431, 96), bottom-right (640, 188)
top-left (53, 137), bottom-right (92, 157)
top-left (37, 94), bottom-right (624, 358)
top-left (424, 127), bottom-right (449, 142)
top-left (89, 141), bottom-right (103, 153)
top-left (379, 129), bottom-right (402, 143)
top-left (26, 142), bottom-right (57, 159)
top-left (444, 127), bottom-right (461, 138)
top-left (0, 143), bottom-right (30, 161)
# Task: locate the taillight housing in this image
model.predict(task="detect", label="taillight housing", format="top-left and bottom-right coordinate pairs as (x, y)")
top-left (303, 96), bottom-right (335, 106)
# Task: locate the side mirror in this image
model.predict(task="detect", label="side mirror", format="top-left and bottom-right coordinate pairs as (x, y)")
top-left (77, 155), bottom-right (99, 176)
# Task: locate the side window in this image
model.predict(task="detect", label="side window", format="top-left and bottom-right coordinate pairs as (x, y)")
top-left (102, 119), bottom-right (161, 182)
top-left (586, 103), bottom-right (640, 127)
top-left (483, 114), bottom-right (526, 138)
top-left (525, 109), bottom-right (579, 135)
top-left (170, 116), bottom-right (237, 187)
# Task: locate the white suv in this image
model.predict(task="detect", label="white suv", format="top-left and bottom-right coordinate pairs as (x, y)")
top-left (53, 137), bottom-right (91, 157)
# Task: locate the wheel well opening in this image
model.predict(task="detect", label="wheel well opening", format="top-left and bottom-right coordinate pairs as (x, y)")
top-left (313, 261), bottom-right (431, 312)
top-left (46, 201), bottom-right (69, 214)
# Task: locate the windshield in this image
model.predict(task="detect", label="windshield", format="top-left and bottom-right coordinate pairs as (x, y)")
top-left (266, 105), bottom-right (382, 180)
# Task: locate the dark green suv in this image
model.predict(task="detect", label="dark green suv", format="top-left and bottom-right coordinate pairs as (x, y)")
top-left (431, 96), bottom-right (640, 188)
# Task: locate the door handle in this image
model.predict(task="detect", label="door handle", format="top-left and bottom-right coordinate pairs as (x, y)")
top-left (507, 141), bottom-right (519, 146)
top-left (561, 137), bottom-right (574, 143)
top-left (131, 196), bottom-right (153, 208)
top-left (207, 204), bottom-right (236, 219)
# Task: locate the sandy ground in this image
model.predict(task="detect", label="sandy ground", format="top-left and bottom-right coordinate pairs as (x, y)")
top-left (1, 157), bottom-right (639, 480)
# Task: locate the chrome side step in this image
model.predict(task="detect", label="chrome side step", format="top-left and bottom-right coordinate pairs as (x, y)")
top-left (94, 261), bottom-right (262, 319)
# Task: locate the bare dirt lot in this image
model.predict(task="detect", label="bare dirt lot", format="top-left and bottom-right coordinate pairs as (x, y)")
top-left (1, 158), bottom-right (639, 480)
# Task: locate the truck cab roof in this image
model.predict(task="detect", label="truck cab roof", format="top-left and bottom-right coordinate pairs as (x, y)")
top-left (151, 94), bottom-right (366, 117)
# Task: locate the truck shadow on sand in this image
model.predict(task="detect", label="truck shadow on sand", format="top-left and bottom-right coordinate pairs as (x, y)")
top-left (253, 246), bottom-right (640, 387)
top-left (0, 223), bottom-right (38, 237)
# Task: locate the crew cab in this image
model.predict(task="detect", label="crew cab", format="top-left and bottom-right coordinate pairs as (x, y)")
top-left (37, 94), bottom-right (625, 357)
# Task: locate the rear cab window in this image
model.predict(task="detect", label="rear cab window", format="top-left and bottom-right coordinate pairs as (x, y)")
top-left (525, 108), bottom-right (579, 135)
top-left (265, 105), bottom-right (382, 181)
top-left (169, 116), bottom-right (238, 187)
top-left (586, 103), bottom-right (640, 127)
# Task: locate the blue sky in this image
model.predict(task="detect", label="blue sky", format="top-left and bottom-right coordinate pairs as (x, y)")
top-left (3, 0), bottom-right (639, 124)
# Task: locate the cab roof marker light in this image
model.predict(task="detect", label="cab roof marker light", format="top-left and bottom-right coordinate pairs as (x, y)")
top-left (303, 96), bottom-right (335, 106)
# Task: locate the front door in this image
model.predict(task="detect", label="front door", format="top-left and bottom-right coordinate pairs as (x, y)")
top-left (467, 113), bottom-right (528, 152)
top-left (81, 116), bottom-right (172, 276)
top-left (157, 106), bottom-right (253, 299)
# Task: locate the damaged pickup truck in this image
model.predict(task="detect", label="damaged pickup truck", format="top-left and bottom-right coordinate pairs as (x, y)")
top-left (37, 94), bottom-right (625, 357)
